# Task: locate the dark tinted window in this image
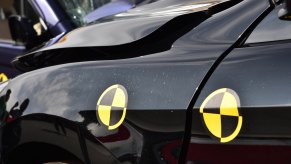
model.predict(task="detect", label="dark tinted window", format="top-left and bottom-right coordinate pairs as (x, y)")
top-left (245, 4), bottom-right (291, 44)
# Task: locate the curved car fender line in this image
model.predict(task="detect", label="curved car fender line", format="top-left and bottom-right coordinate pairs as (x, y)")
top-left (13, 15), bottom-right (175, 72)
top-left (30, 0), bottom-right (225, 51)
top-left (18, 0), bottom-right (238, 58)
top-left (1, 114), bottom-right (120, 164)
top-left (13, 11), bottom-right (210, 72)
top-left (13, 0), bottom-right (245, 72)
top-left (29, 15), bottom-right (175, 53)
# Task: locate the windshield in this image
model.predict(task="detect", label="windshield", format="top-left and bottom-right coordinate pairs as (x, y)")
top-left (56, 0), bottom-right (150, 26)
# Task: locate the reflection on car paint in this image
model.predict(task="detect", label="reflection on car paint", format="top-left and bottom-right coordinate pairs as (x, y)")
top-left (0, 90), bottom-right (30, 123)
top-left (0, 0), bottom-right (274, 163)
top-left (6, 99), bottom-right (29, 123)
top-left (79, 110), bottom-right (144, 162)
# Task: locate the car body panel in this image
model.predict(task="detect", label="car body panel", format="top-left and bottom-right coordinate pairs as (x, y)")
top-left (24, 0), bottom-right (224, 53)
top-left (2, 114), bottom-right (120, 164)
top-left (192, 42), bottom-right (291, 139)
top-left (187, 42), bottom-right (291, 164)
top-left (0, 0), bottom-right (272, 163)
top-left (14, 0), bottom-right (268, 72)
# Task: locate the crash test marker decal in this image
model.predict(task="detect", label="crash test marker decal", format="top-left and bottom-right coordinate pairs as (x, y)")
top-left (96, 84), bottom-right (128, 130)
top-left (0, 73), bottom-right (8, 82)
top-left (200, 88), bottom-right (242, 143)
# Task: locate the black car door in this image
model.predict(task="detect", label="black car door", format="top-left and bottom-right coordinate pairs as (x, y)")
top-left (187, 3), bottom-right (291, 164)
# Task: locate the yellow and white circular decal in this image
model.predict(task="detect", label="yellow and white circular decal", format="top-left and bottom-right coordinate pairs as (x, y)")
top-left (0, 73), bottom-right (8, 82)
top-left (200, 88), bottom-right (242, 143)
top-left (96, 84), bottom-right (128, 130)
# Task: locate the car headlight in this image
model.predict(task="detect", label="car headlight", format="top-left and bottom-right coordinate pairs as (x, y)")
top-left (0, 80), bottom-right (9, 93)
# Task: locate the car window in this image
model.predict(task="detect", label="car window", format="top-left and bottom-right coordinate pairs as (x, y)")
top-left (56, 0), bottom-right (152, 26)
top-left (245, 4), bottom-right (291, 44)
top-left (0, 0), bottom-right (45, 44)
top-left (57, 0), bottom-right (115, 26)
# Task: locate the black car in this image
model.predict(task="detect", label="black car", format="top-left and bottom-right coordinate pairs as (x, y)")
top-left (2, 0), bottom-right (291, 163)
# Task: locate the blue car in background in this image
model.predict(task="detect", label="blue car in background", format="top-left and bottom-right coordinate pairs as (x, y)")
top-left (0, 0), bottom-right (146, 81)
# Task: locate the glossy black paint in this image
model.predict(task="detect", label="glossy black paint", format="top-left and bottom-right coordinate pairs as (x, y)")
top-left (0, 0), bottom-right (278, 163)
top-left (246, 4), bottom-right (291, 44)
top-left (14, 0), bottom-right (240, 71)
top-left (2, 114), bottom-right (119, 164)
top-left (192, 42), bottom-right (291, 138)
top-left (33, 0), bottom-right (221, 49)
top-left (187, 42), bottom-right (291, 163)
